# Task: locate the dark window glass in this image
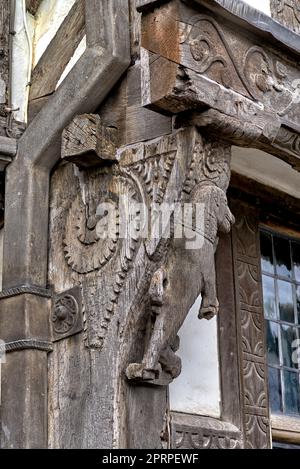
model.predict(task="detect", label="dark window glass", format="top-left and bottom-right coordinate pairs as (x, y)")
top-left (262, 275), bottom-right (277, 320)
top-left (292, 242), bottom-right (300, 283)
top-left (268, 367), bottom-right (282, 414)
top-left (283, 371), bottom-right (300, 415)
top-left (266, 321), bottom-right (280, 366)
top-left (274, 236), bottom-right (292, 279)
top-left (281, 325), bottom-right (298, 369)
top-left (297, 287), bottom-right (300, 324)
top-left (261, 231), bottom-right (274, 274)
top-left (278, 280), bottom-right (294, 323)
top-left (261, 230), bottom-right (300, 417)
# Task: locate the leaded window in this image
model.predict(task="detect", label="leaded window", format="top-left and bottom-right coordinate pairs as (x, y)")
top-left (260, 228), bottom-right (300, 416)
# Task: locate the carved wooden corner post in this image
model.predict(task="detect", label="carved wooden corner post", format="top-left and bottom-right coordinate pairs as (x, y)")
top-left (0, 0), bottom-right (130, 449)
top-left (48, 122), bottom-right (233, 448)
top-left (231, 203), bottom-right (271, 449)
top-left (271, 0), bottom-right (300, 34)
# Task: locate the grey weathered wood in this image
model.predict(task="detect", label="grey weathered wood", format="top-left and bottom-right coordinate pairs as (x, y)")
top-left (0, 136), bottom-right (17, 169)
top-left (99, 64), bottom-right (172, 146)
top-left (0, 1), bottom-right (10, 118)
top-left (271, 0), bottom-right (300, 34)
top-left (140, 0), bottom-right (300, 171)
top-left (26, 0), bottom-right (42, 16)
top-left (216, 232), bottom-right (241, 429)
top-left (0, 136), bottom-right (17, 157)
top-left (29, 0), bottom-right (85, 102)
top-left (231, 202), bottom-right (271, 449)
top-left (129, 0), bottom-right (141, 62)
top-left (1, 0), bottom-right (130, 450)
top-left (171, 412), bottom-right (242, 449)
top-left (61, 114), bottom-right (118, 168)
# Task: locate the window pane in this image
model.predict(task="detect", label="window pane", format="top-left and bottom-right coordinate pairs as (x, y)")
top-left (274, 236), bottom-right (292, 279)
top-left (283, 370), bottom-right (300, 415)
top-left (261, 232), bottom-right (274, 274)
top-left (292, 242), bottom-right (300, 283)
top-left (266, 321), bottom-right (280, 366)
top-left (281, 325), bottom-right (298, 369)
top-left (262, 275), bottom-right (277, 320)
top-left (268, 367), bottom-right (282, 413)
top-left (278, 280), bottom-right (294, 323)
top-left (297, 286), bottom-right (300, 324)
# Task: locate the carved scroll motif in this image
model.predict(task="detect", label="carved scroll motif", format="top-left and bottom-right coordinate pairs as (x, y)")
top-left (180, 15), bottom-right (254, 98)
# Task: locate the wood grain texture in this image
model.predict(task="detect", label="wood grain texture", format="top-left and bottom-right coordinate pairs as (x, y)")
top-left (216, 232), bottom-right (241, 429)
top-left (61, 114), bottom-right (118, 167)
top-left (271, 0), bottom-right (300, 33)
top-left (26, 0), bottom-right (42, 16)
top-left (231, 202), bottom-right (271, 449)
top-left (99, 64), bottom-right (172, 146)
top-left (171, 412), bottom-right (243, 449)
top-left (0, 1), bottom-right (10, 116)
top-left (29, 0), bottom-right (85, 101)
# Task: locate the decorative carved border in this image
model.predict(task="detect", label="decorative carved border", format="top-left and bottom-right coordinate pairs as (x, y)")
top-left (171, 412), bottom-right (243, 449)
top-left (231, 203), bottom-right (271, 449)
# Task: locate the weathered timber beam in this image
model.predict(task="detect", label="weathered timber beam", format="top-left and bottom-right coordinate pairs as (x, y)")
top-left (140, 0), bottom-right (300, 170)
top-left (0, 0), bottom-right (130, 449)
top-left (271, 0), bottom-right (300, 34)
top-left (137, 0), bottom-right (170, 11)
top-left (26, 0), bottom-right (42, 16)
top-left (138, 0), bottom-right (300, 54)
top-left (0, 136), bottom-right (17, 169)
top-left (0, 136), bottom-right (17, 157)
top-left (0, 1), bottom-right (10, 121)
top-left (188, 0), bottom-right (300, 54)
top-left (29, 0), bottom-right (85, 102)
top-left (61, 114), bottom-right (118, 168)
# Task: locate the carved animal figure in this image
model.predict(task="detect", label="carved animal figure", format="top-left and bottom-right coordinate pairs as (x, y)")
top-left (126, 182), bottom-right (234, 382)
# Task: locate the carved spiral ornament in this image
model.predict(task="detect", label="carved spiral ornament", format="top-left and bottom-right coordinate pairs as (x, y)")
top-left (52, 294), bottom-right (78, 334)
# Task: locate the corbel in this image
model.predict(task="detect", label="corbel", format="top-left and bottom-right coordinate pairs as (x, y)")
top-left (61, 114), bottom-right (119, 168)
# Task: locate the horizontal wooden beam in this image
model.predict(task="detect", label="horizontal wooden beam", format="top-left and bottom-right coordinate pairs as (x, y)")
top-left (0, 136), bottom-right (17, 156)
top-left (29, 0), bottom-right (85, 102)
top-left (140, 1), bottom-right (300, 170)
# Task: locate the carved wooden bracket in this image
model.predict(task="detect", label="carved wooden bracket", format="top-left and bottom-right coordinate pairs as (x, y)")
top-left (61, 114), bottom-right (119, 168)
top-left (58, 123), bottom-right (233, 385)
top-left (140, 0), bottom-right (300, 171)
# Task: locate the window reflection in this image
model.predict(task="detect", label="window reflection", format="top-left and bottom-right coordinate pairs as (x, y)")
top-left (274, 236), bottom-right (292, 279)
top-left (260, 229), bottom-right (300, 417)
top-left (278, 280), bottom-right (294, 323)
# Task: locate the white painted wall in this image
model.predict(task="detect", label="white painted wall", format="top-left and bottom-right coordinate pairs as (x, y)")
top-left (170, 295), bottom-right (221, 418)
top-left (56, 36), bottom-right (87, 89)
top-left (11, 3), bottom-right (34, 123)
top-left (243, 0), bottom-right (271, 15)
top-left (11, 0), bottom-right (79, 123)
top-left (232, 147), bottom-right (300, 199)
top-left (33, 0), bottom-right (76, 66)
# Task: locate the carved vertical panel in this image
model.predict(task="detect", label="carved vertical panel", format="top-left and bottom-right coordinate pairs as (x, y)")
top-left (232, 204), bottom-right (271, 449)
top-left (271, 1), bottom-right (300, 34)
